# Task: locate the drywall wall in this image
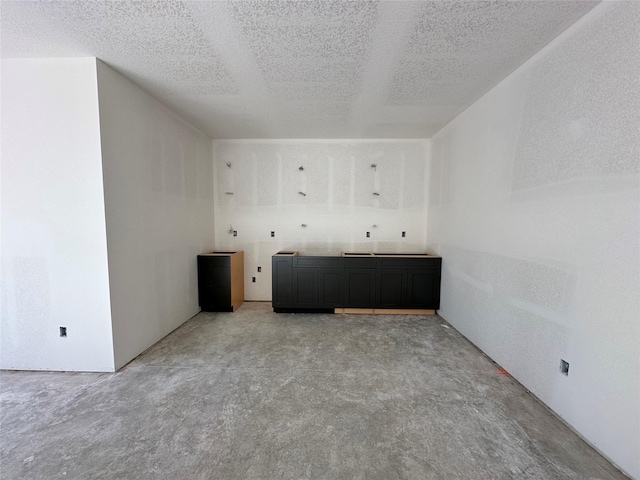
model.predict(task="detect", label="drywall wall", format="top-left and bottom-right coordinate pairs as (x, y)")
top-left (427, 3), bottom-right (639, 478)
top-left (0, 58), bottom-right (115, 372)
top-left (213, 139), bottom-right (429, 301)
top-left (96, 61), bottom-right (214, 370)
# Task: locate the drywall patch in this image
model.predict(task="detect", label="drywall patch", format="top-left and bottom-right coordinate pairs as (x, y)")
top-left (12, 257), bottom-right (50, 325)
top-left (442, 245), bottom-right (576, 314)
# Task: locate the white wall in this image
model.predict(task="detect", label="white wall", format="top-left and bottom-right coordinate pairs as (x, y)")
top-left (214, 140), bottom-right (429, 300)
top-left (1, 58), bottom-right (115, 372)
top-left (427, 3), bottom-right (639, 478)
top-left (96, 61), bottom-right (214, 370)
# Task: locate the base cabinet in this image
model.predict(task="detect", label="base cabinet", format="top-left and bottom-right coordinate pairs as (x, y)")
top-left (272, 253), bottom-right (441, 312)
top-left (291, 268), bottom-right (344, 308)
top-left (198, 251), bottom-right (244, 312)
top-left (292, 256), bottom-right (344, 309)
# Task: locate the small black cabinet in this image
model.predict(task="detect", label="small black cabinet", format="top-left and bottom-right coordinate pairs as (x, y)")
top-left (198, 251), bottom-right (244, 312)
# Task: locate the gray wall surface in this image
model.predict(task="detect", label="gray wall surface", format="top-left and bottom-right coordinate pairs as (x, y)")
top-left (97, 60), bottom-right (215, 370)
top-left (427, 3), bottom-right (639, 477)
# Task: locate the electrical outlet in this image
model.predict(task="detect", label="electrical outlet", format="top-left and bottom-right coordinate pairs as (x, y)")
top-left (270, 231), bottom-right (275, 237)
top-left (257, 266), bottom-right (261, 272)
top-left (252, 277), bottom-right (256, 283)
top-left (402, 231), bottom-right (406, 237)
top-left (233, 230), bottom-right (237, 237)
top-left (59, 327), bottom-right (67, 337)
top-left (560, 359), bottom-right (569, 375)
top-left (366, 232), bottom-right (370, 238)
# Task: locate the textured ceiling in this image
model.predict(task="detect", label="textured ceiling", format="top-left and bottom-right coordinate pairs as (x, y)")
top-left (1, 0), bottom-right (599, 139)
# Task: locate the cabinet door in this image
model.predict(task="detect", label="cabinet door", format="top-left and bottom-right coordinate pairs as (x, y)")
top-left (272, 256), bottom-right (293, 307)
top-left (407, 269), bottom-right (440, 309)
top-left (318, 269), bottom-right (343, 308)
top-left (199, 286), bottom-right (231, 308)
top-left (292, 269), bottom-right (318, 307)
top-left (198, 256), bottom-right (231, 308)
top-left (375, 269), bottom-right (407, 308)
top-left (344, 269), bottom-right (376, 307)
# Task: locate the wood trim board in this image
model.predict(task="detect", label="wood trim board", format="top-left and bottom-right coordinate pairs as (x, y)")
top-left (335, 308), bottom-right (435, 315)
top-left (230, 251), bottom-right (244, 311)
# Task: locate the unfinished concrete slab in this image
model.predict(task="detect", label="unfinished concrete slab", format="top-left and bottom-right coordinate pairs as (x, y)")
top-left (0, 302), bottom-right (628, 479)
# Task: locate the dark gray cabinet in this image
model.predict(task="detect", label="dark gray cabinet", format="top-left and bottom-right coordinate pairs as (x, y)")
top-left (375, 269), bottom-right (407, 308)
top-left (407, 269), bottom-right (440, 309)
top-left (273, 254), bottom-right (344, 312)
top-left (344, 257), bottom-right (376, 308)
top-left (292, 256), bottom-right (344, 310)
top-left (375, 257), bottom-right (442, 310)
top-left (272, 254), bottom-right (293, 308)
top-left (292, 269), bottom-right (319, 307)
top-left (272, 252), bottom-right (441, 313)
top-left (318, 269), bottom-right (344, 308)
top-left (198, 251), bottom-right (244, 312)
top-left (344, 269), bottom-right (376, 307)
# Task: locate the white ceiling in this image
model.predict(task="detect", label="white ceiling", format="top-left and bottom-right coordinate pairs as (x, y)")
top-left (1, 0), bottom-right (599, 139)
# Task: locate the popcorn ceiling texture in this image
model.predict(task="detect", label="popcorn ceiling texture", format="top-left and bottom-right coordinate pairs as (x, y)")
top-left (427, 3), bottom-right (640, 478)
top-left (0, 0), bottom-right (598, 139)
top-left (214, 140), bottom-right (429, 301)
top-left (388, 0), bottom-right (600, 106)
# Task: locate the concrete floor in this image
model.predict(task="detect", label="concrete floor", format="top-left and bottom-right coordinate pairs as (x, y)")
top-left (1, 302), bottom-right (628, 479)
